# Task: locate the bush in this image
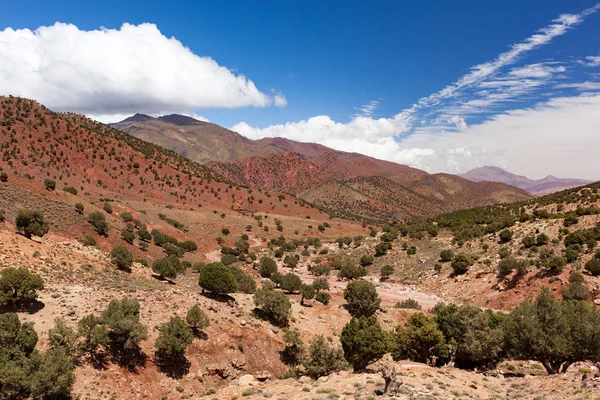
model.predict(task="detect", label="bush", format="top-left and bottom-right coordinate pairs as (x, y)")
top-left (83, 235), bottom-right (96, 246)
top-left (283, 255), bottom-right (298, 270)
top-left (110, 245), bottom-right (133, 271)
top-left (29, 347), bottom-right (75, 398)
top-left (221, 253), bottom-right (238, 266)
top-left (315, 292), bottom-right (331, 305)
top-left (439, 249), bottom-right (454, 262)
top-left (280, 273), bottom-right (302, 293)
top-left (547, 256), bottom-right (567, 274)
top-left (392, 312), bottom-right (445, 364)
top-left (153, 255), bottom-right (184, 280)
top-left (88, 211), bottom-right (109, 235)
top-left (338, 263), bottom-right (367, 280)
top-left (359, 255), bottom-right (374, 266)
top-left (44, 179), bottom-right (56, 191)
top-left (585, 258), bottom-right (600, 276)
top-left (536, 233), bottom-right (550, 246)
top-left (137, 229), bottom-right (152, 242)
top-left (199, 262), bottom-right (237, 294)
top-left (259, 257), bottom-right (277, 278)
top-left (77, 314), bottom-right (109, 361)
top-left (281, 329), bottom-right (305, 366)
top-left (380, 265), bottom-right (394, 279)
top-left (312, 277), bottom-right (330, 293)
top-left (155, 316), bottom-right (193, 364)
top-left (0, 172), bottom-right (7, 182)
top-left (227, 265), bottom-right (257, 294)
top-left (343, 280), bottom-right (380, 317)
top-left (186, 305), bottom-right (210, 330)
top-left (15, 209), bottom-right (49, 238)
top-left (311, 264), bottom-right (331, 276)
top-left (101, 298), bottom-right (148, 356)
top-left (221, 227), bottom-right (230, 236)
top-left (451, 253), bottom-right (472, 275)
top-left (120, 212), bottom-right (133, 222)
top-left (253, 288), bottom-right (292, 325)
top-left (561, 272), bottom-right (590, 301)
top-left (375, 243), bottom-right (391, 256)
top-left (47, 318), bottom-right (77, 356)
top-left (103, 202), bottom-right (113, 214)
top-left (521, 236), bottom-right (535, 248)
top-left (341, 316), bottom-right (389, 371)
top-left (499, 229), bottom-right (513, 243)
top-left (178, 240), bottom-right (198, 252)
top-left (301, 335), bottom-right (348, 378)
top-left (395, 298), bottom-right (421, 310)
top-left (121, 228), bottom-right (135, 244)
top-left (0, 267), bottom-right (44, 306)
top-left (75, 203), bottom-right (84, 213)
top-left (299, 284), bottom-right (315, 305)
top-left (503, 288), bottom-right (600, 374)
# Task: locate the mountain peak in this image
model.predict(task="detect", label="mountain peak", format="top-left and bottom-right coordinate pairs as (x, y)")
top-left (158, 114), bottom-right (208, 126)
top-left (120, 113), bottom-right (154, 123)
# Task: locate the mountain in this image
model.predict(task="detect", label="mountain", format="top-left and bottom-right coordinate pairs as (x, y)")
top-left (114, 113), bottom-right (532, 222)
top-left (110, 114), bottom-right (280, 163)
top-left (460, 166), bottom-right (592, 196)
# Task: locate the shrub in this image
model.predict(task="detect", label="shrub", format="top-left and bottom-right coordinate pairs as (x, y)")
top-left (280, 273), bottom-right (302, 293)
top-left (137, 229), bottom-right (152, 242)
top-left (121, 229), bottom-right (135, 245)
top-left (110, 245), bottom-right (133, 271)
top-left (392, 312), bottom-right (445, 364)
top-left (48, 318), bottom-right (77, 356)
top-left (301, 335), bottom-right (348, 378)
top-left (15, 209), bottom-right (49, 238)
top-left (198, 262), bottom-right (237, 294)
top-left (548, 256), bottom-right (567, 274)
top-left (29, 347), bottom-right (75, 399)
top-left (101, 298), bottom-right (148, 355)
top-left (75, 203), bottom-right (84, 214)
top-left (315, 292), bottom-right (331, 305)
top-left (155, 316), bottom-right (193, 364)
top-left (536, 233), bottom-right (550, 246)
top-left (359, 255), bottom-right (374, 266)
top-left (259, 257), bottom-right (277, 278)
top-left (227, 265), bottom-right (257, 294)
top-left (497, 257), bottom-right (517, 277)
top-left (561, 273), bottom-right (590, 301)
top-left (88, 211), bottom-right (109, 235)
top-left (338, 263), bottom-right (367, 280)
top-left (341, 316), bottom-right (389, 371)
top-left (439, 249), bottom-right (454, 262)
top-left (380, 265), bottom-right (394, 279)
top-left (395, 298), bottom-right (421, 310)
top-left (120, 212), bottom-right (133, 222)
top-left (521, 236), bottom-right (535, 248)
top-left (77, 314), bottom-right (109, 361)
top-left (103, 202), bottom-right (113, 214)
top-left (253, 288), bottom-right (292, 325)
top-left (499, 229), bottom-right (513, 243)
top-left (62, 186), bottom-right (77, 195)
top-left (0, 267), bottom-right (44, 306)
top-left (153, 255), bottom-right (184, 280)
top-left (186, 305), bottom-right (210, 330)
top-left (311, 264), bottom-right (331, 276)
top-left (375, 243), bottom-right (391, 256)
top-left (312, 277), bottom-right (330, 293)
top-left (164, 243), bottom-right (185, 258)
top-left (585, 258), bottom-right (600, 276)
top-left (221, 253), bottom-right (238, 266)
top-left (221, 227), bottom-right (230, 236)
top-left (83, 235), bottom-right (96, 246)
top-left (281, 329), bottom-right (305, 366)
top-left (44, 179), bottom-right (56, 191)
top-left (299, 284), bottom-right (315, 305)
top-left (451, 253), bottom-right (472, 275)
top-left (343, 280), bottom-right (380, 317)
top-left (503, 288), bottom-right (600, 374)
top-left (0, 172), bottom-right (7, 182)
top-left (178, 240), bottom-right (198, 252)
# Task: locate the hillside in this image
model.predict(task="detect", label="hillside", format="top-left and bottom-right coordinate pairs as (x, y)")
top-left (460, 165), bottom-right (592, 195)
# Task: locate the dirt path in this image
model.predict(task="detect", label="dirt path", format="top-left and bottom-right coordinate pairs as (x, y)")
top-left (205, 239), bottom-right (444, 309)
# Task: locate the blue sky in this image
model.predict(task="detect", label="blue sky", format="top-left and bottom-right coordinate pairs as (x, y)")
top-left (1, 1), bottom-right (600, 178)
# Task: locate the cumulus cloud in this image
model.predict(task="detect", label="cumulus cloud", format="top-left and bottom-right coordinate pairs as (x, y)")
top-left (0, 22), bottom-right (284, 118)
top-left (580, 56), bottom-right (600, 67)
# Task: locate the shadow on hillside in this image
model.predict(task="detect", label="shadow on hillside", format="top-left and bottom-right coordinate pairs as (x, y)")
top-left (151, 274), bottom-right (176, 285)
top-left (201, 292), bottom-right (235, 303)
top-left (155, 354), bottom-right (191, 379)
top-left (0, 300), bottom-right (45, 314)
top-left (192, 328), bottom-right (208, 340)
top-left (109, 345), bottom-right (147, 373)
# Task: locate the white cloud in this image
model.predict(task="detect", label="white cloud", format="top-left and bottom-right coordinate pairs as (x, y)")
top-left (0, 22), bottom-right (284, 118)
top-left (508, 63), bottom-right (566, 78)
top-left (448, 115), bottom-right (468, 129)
top-left (555, 81), bottom-right (600, 91)
top-left (356, 100), bottom-right (379, 117)
top-left (581, 56), bottom-right (600, 67)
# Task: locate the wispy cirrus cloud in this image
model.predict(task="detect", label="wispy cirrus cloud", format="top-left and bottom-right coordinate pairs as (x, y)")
top-left (580, 55), bottom-right (600, 67)
top-left (356, 100), bottom-right (380, 117)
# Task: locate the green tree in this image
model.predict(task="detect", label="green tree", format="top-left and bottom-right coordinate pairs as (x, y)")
top-left (253, 287), bottom-right (292, 325)
top-left (301, 335), bottom-right (348, 378)
top-left (451, 253), bottom-right (472, 275)
top-left (103, 202), bottom-right (113, 214)
top-left (101, 298), bottom-right (148, 356)
top-left (75, 203), bottom-right (84, 214)
top-left (299, 284), bottom-right (315, 305)
top-left (338, 263), bottom-right (367, 280)
top-left (283, 255), bottom-right (298, 270)
top-left (281, 328), bottom-right (305, 366)
top-left (120, 212), bottom-right (133, 222)
top-left (499, 229), bottom-right (513, 243)
top-left (77, 314), bottom-right (109, 362)
top-left (341, 316), bottom-right (389, 371)
top-left (343, 280), bottom-right (380, 317)
top-left (380, 265), bottom-right (394, 279)
top-left (312, 277), bottom-right (330, 293)
top-left (121, 228), bottom-right (135, 245)
top-left (153, 255), bottom-right (184, 280)
top-left (561, 272), bottom-right (590, 301)
top-left (280, 273), bottom-right (302, 293)
top-left (259, 257), bottom-right (277, 278)
top-left (43, 179), bottom-right (56, 191)
top-left (186, 305), bottom-right (210, 330)
top-left (392, 312), bottom-right (444, 364)
top-left (88, 211), bottom-right (109, 235)
top-left (198, 262), bottom-right (237, 295)
top-left (29, 347), bottom-right (75, 399)
top-left (0, 267), bottom-right (44, 307)
top-left (360, 255), bottom-right (374, 266)
top-left (227, 265), bottom-right (257, 294)
top-left (0, 313), bottom-right (38, 398)
top-left (48, 318), bottom-right (77, 357)
top-left (315, 291), bottom-right (331, 305)
top-left (15, 209), bottom-right (49, 238)
top-left (0, 172), bottom-right (7, 182)
top-left (585, 258), bottom-right (600, 276)
top-left (439, 249), bottom-right (454, 262)
top-left (155, 316), bottom-right (193, 364)
top-left (110, 245), bottom-right (133, 271)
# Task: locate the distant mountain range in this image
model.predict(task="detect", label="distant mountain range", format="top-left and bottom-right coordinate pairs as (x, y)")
top-left (112, 114), bottom-right (532, 222)
top-left (459, 166), bottom-right (592, 196)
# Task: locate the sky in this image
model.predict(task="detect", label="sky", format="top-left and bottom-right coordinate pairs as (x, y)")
top-left (1, 0), bottom-right (600, 180)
